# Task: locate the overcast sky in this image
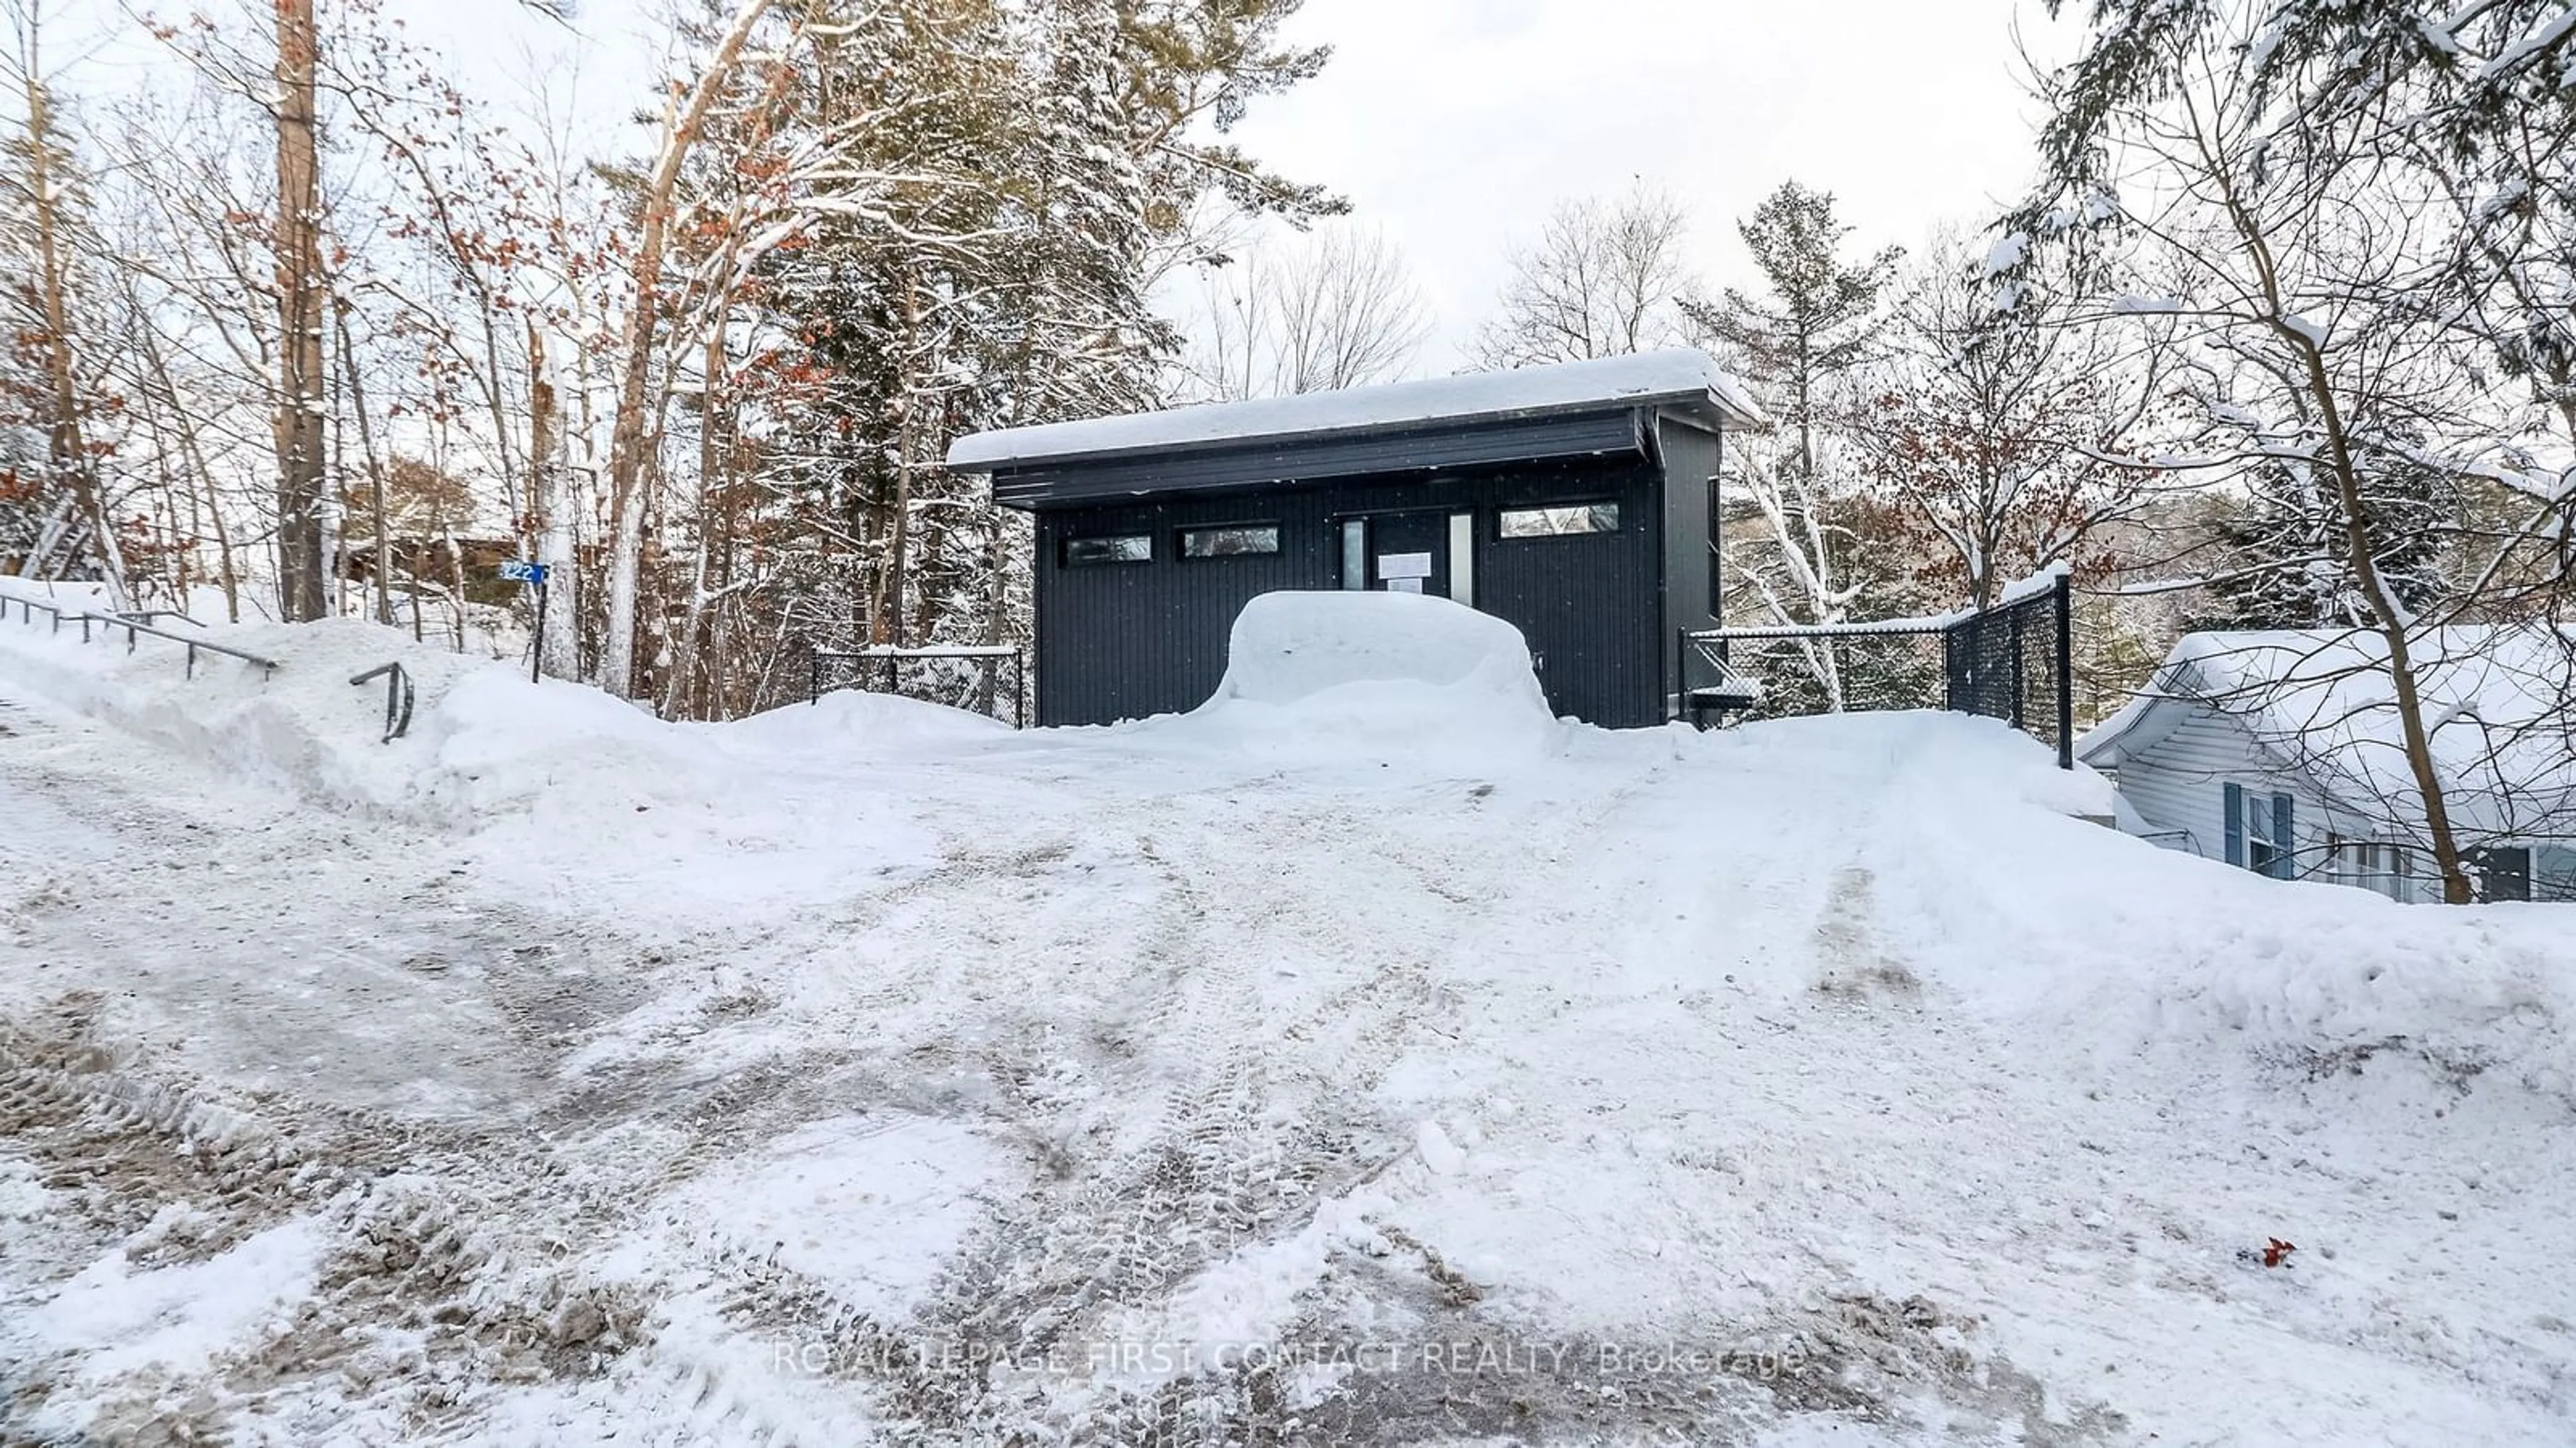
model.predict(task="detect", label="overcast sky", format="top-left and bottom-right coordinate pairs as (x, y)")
top-left (1224, 0), bottom-right (2081, 372)
top-left (57, 0), bottom-right (2078, 376)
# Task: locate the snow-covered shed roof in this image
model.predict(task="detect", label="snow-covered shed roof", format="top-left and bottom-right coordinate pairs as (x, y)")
top-left (945, 350), bottom-right (1764, 474)
top-left (2079, 625), bottom-right (2576, 838)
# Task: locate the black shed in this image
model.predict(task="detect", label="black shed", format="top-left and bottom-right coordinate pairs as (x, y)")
top-left (945, 350), bottom-right (1764, 729)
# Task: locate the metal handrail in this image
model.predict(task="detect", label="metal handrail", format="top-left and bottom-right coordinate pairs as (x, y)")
top-left (3, 593), bottom-right (278, 677)
top-left (80, 611), bottom-right (279, 678)
top-left (3, 595), bottom-right (71, 632)
top-left (350, 662), bottom-right (414, 743)
top-left (810, 642), bottom-right (1028, 728)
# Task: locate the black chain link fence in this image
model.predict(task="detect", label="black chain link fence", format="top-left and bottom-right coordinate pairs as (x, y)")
top-left (1683, 573), bottom-right (2075, 768)
top-left (1942, 574), bottom-right (2074, 767)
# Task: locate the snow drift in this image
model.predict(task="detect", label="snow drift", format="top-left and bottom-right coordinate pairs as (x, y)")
top-left (1161, 590), bottom-right (1566, 770)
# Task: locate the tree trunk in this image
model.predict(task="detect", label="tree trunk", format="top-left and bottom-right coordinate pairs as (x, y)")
top-left (271, 0), bottom-right (329, 621)
top-left (335, 303), bottom-right (393, 625)
top-left (19, 60), bottom-right (123, 605)
top-left (600, 0), bottom-right (775, 699)
top-left (876, 272), bottom-right (924, 649)
top-left (531, 325), bottom-right (581, 681)
top-left (2212, 170), bottom-right (2477, 904)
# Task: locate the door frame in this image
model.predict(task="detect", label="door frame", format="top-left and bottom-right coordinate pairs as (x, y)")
top-left (1334, 504), bottom-right (1477, 604)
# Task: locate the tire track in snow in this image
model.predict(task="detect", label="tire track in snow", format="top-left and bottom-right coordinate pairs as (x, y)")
top-left (609, 784), bottom-right (1470, 1445)
top-left (0, 996), bottom-right (663, 1440)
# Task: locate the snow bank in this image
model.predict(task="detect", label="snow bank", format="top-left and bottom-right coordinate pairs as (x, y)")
top-left (0, 582), bottom-right (949, 927)
top-left (721, 689), bottom-right (1010, 754)
top-left (1823, 711), bottom-right (2576, 1095)
top-left (0, 584), bottom-right (500, 817)
top-left (1160, 590), bottom-right (1566, 772)
top-left (0, 580), bottom-right (991, 822)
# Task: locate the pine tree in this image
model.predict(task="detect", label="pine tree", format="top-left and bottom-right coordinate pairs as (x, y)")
top-left (2194, 445), bottom-right (2453, 631)
top-left (1684, 181), bottom-right (1902, 709)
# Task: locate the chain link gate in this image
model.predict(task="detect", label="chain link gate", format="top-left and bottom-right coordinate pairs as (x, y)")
top-left (1682, 570), bottom-right (2076, 769)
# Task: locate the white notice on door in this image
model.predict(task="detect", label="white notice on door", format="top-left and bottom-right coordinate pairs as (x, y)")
top-left (1386, 577), bottom-right (1425, 594)
top-left (1379, 552), bottom-right (1433, 580)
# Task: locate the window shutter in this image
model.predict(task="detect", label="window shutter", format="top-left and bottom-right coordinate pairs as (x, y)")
top-left (2271, 794), bottom-right (2296, 879)
top-left (2223, 783), bottom-right (2245, 867)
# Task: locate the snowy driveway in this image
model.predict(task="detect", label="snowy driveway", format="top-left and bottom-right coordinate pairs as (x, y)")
top-left (2, 639), bottom-right (2574, 1445)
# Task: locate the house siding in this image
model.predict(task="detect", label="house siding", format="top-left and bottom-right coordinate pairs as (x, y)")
top-left (2110, 708), bottom-right (2435, 902)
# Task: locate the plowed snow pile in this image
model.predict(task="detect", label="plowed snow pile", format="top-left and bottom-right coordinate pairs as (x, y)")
top-left (1, 583), bottom-right (2573, 1447)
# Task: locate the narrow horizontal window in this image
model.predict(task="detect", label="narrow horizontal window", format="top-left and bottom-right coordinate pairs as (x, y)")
top-left (1179, 524), bottom-right (1281, 559)
top-left (1062, 533), bottom-right (1150, 566)
top-left (1498, 502), bottom-right (1621, 538)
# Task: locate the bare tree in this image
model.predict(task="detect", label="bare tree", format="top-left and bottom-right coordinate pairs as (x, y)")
top-left (1471, 183), bottom-right (1695, 368)
top-left (1996, 9), bottom-right (2563, 903)
top-left (1691, 181), bottom-right (1902, 711)
top-left (2, 0), bottom-right (123, 600)
top-left (1858, 233), bottom-right (2176, 610)
top-left (598, 0), bottom-right (775, 700)
top-left (1187, 224), bottom-right (1429, 400)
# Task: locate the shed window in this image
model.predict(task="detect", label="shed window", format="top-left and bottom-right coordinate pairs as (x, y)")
top-left (1499, 502), bottom-right (1620, 538)
top-left (1179, 524), bottom-right (1281, 559)
top-left (1063, 533), bottom-right (1150, 566)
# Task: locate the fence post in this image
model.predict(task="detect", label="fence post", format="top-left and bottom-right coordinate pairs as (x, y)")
top-left (1672, 629), bottom-right (1684, 725)
top-left (2007, 606), bottom-right (2025, 730)
top-left (2054, 570), bottom-right (2075, 771)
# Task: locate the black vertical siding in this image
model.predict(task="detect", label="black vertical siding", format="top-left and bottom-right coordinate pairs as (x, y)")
top-left (1654, 417), bottom-right (1725, 715)
top-left (1030, 454), bottom-right (1674, 729)
top-left (1470, 462), bottom-right (1663, 727)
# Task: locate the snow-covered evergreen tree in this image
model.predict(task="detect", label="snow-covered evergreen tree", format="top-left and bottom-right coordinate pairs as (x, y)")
top-left (2194, 444), bottom-right (2453, 631)
top-left (1683, 180), bottom-right (1902, 710)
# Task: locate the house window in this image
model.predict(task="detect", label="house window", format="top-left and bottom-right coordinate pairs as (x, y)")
top-left (1498, 502), bottom-right (1620, 538)
top-left (2332, 839), bottom-right (2410, 902)
top-left (1340, 518), bottom-right (1366, 590)
top-left (2471, 845), bottom-right (2533, 902)
top-left (2246, 801), bottom-right (2279, 877)
top-left (2536, 845), bottom-right (2576, 903)
top-left (1179, 524), bottom-right (1280, 559)
top-left (1448, 512), bottom-right (1476, 607)
top-left (1063, 533), bottom-right (1150, 567)
top-left (2224, 784), bottom-right (2296, 880)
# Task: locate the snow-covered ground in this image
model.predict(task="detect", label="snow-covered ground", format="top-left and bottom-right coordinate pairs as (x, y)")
top-left (1, 580), bottom-right (2571, 1447)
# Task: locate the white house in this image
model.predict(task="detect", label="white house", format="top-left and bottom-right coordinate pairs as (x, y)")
top-left (2076, 626), bottom-right (2576, 902)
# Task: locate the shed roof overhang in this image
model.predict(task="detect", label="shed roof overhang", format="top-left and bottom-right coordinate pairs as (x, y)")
top-left (945, 349), bottom-right (1762, 511)
top-left (982, 407), bottom-right (1653, 510)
